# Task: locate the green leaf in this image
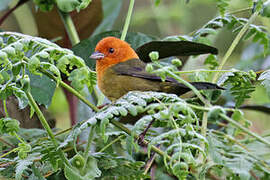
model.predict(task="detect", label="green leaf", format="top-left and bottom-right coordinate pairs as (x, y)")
top-left (97, 154), bottom-right (146, 179)
top-left (204, 54), bottom-right (219, 70)
top-left (0, 117), bottom-right (20, 135)
top-left (33, 0), bottom-right (54, 12)
top-left (0, 32), bottom-right (95, 107)
top-left (28, 72), bottom-right (56, 108)
top-left (56, 0), bottom-right (92, 12)
top-left (261, 1), bottom-right (270, 17)
top-left (15, 154), bottom-right (37, 180)
top-left (219, 70), bottom-right (256, 107)
top-left (258, 70), bottom-right (270, 98)
top-left (216, 0), bottom-right (230, 17)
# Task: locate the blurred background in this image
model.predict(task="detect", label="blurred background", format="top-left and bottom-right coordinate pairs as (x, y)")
top-left (1, 0), bottom-right (270, 133)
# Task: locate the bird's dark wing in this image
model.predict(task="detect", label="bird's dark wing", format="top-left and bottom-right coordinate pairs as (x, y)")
top-left (112, 59), bottom-right (224, 91)
top-left (111, 59), bottom-right (176, 82)
top-left (135, 41), bottom-right (218, 62)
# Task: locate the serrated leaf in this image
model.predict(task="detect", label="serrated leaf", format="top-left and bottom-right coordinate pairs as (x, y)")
top-left (15, 154), bottom-right (37, 180)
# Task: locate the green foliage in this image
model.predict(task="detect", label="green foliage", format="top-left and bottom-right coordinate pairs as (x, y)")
top-left (207, 131), bottom-right (270, 179)
top-left (15, 154), bottom-right (39, 180)
top-left (1, 0), bottom-right (270, 179)
top-left (33, 0), bottom-right (91, 12)
top-left (218, 70), bottom-right (256, 107)
top-left (258, 70), bottom-right (270, 98)
top-left (0, 117), bottom-right (20, 135)
top-left (33, 0), bottom-right (54, 12)
top-left (55, 0), bottom-right (92, 13)
top-left (192, 14), bottom-right (269, 53)
top-left (97, 154), bottom-right (147, 179)
top-left (261, 1), bottom-right (270, 17)
top-left (216, 0), bottom-right (230, 16)
top-left (0, 32), bottom-right (96, 107)
top-left (64, 155), bottom-right (101, 180)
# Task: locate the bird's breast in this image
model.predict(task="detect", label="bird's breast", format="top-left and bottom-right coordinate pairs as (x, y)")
top-left (97, 68), bottom-right (162, 101)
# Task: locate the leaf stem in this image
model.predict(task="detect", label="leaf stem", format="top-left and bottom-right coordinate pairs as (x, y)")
top-left (165, 70), bottom-right (210, 107)
top-left (174, 69), bottom-right (234, 74)
top-left (58, 10), bottom-right (80, 45)
top-left (83, 125), bottom-right (96, 159)
top-left (0, 147), bottom-right (19, 159)
top-left (25, 91), bottom-right (70, 166)
top-left (212, 11), bottom-right (259, 83)
top-left (0, 137), bottom-right (14, 148)
top-left (198, 112), bottom-right (208, 164)
top-left (110, 119), bottom-right (172, 162)
top-left (99, 135), bottom-right (125, 153)
top-left (120, 0), bottom-right (135, 40)
top-left (3, 100), bottom-right (8, 117)
top-left (220, 114), bottom-right (270, 147)
top-left (13, 132), bottom-right (25, 144)
top-left (40, 69), bottom-right (99, 112)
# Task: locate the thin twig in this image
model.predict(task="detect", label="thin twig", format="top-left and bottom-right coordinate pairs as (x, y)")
top-left (99, 135), bottom-right (125, 153)
top-left (39, 68), bottom-right (99, 112)
top-left (0, 137), bottom-right (15, 148)
top-left (0, 0), bottom-right (30, 25)
top-left (26, 91), bottom-right (70, 167)
top-left (121, 0), bottom-right (135, 40)
top-left (212, 11), bottom-right (259, 83)
top-left (58, 10), bottom-right (80, 46)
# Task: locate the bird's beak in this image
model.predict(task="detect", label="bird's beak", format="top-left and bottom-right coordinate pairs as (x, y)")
top-left (90, 51), bottom-right (105, 60)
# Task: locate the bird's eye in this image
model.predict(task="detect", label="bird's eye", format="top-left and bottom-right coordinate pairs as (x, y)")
top-left (108, 48), bottom-right (114, 53)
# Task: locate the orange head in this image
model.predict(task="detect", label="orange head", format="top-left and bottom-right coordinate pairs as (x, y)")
top-left (90, 37), bottom-right (139, 76)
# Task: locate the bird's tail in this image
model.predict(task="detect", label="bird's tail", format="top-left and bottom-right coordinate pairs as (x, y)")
top-left (190, 82), bottom-right (225, 91)
top-left (173, 82), bottom-right (224, 96)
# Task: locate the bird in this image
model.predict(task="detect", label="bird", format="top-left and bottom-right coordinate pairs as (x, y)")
top-left (90, 36), bottom-right (223, 102)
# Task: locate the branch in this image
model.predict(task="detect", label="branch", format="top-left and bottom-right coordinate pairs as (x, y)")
top-left (0, 0), bottom-right (30, 26)
top-left (39, 68), bottom-right (99, 112)
top-left (58, 10), bottom-right (80, 46)
top-left (120, 0), bottom-right (135, 40)
top-left (212, 11), bottom-right (259, 83)
top-left (25, 91), bottom-right (70, 166)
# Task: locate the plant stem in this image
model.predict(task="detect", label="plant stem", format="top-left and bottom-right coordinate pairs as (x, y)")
top-left (83, 126), bottom-right (95, 159)
top-left (174, 69), bottom-right (234, 74)
top-left (99, 135), bottom-right (125, 153)
top-left (14, 133), bottom-right (25, 144)
top-left (212, 11), bottom-right (259, 83)
top-left (198, 112), bottom-right (208, 163)
top-left (0, 147), bottom-right (19, 159)
top-left (58, 10), bottom-right (80, 45)
top-left (0, 137), bottom-right (14, 148)
top-left (165, 70), bottom-right (210, 106)
top-left (220, 114), bottom-right (270, 147)
top-left (25, 91), bottom-right (70, 166)
top-left (143, 153), bottom-right (157, 176)
top-left (187, 103), bottom-right (235, 112)
top-left (40, 68), bottom-right (99, 112)
top-left (110, 119), bottom-right (172, 162)
top-left (120, 0), bottom-right (135, 40)
top-left (229, 7), bottom-right (252, 15)
top-left (3, 100), bottom-right (8, 117)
